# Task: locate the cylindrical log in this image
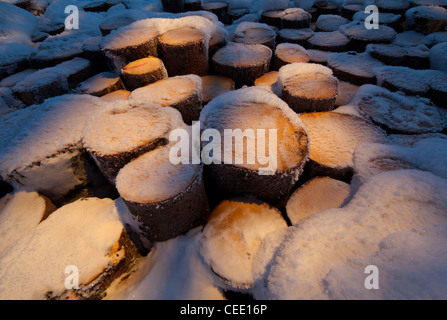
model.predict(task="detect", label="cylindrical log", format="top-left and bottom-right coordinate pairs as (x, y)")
top-left (158, 27), bottom-right (208, 76)
top-left (129, 75), bottom-right (203, 125)
top-left (121, 57), bottom-right (168, 91)
top-left (75, 71), bottom-right (125, 97)
top-left (100, 28), bottom-right (159, 71)
top-left (83, 104), bottom-right (186, 184)
top-left (116, 146), bottom-right (209, 243)
top-left (273, 43), bottom-right (310, 71)
top-left (212, 43), bottom-right (272, 88)
top-left (279, 63), bottom-right (339, 113)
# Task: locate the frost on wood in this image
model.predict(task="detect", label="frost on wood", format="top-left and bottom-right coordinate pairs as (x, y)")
top-left (83, 102), bottom-right (186, 183)
top-left (299, 111), bottom-right (388, 181)
top-left (286, 177), bottom-right (350, 226)
top-left (199, 87), bottom-right (309, 206)
top-left (199, 198), bottom-right (288, 289)
top-left (129, 75), bottom-right (203, 125)
top-left (0, 197), bottom-right (139, 300)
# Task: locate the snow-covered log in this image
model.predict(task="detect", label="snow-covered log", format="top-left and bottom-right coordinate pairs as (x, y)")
top-left (299, 111), bottom-right (388, 181)
top-left (158, 27), bottom-right (208, 76)
top-left (212, 43), bottom-right (272, 88)
top-left (278, 63), bottom-right (339, 113)
top-left (199, 198), bottom-right (288, 289)
top-left (199, 87), bottom-right (310, 207)
top-left (116, 145), bottom-right (209, 243)
top-left (83, 103), bottom-right (186, 184)
top-left (121, 57), bottom-right (168, 91)
top-left (129, 75), bottom-right (203, 125)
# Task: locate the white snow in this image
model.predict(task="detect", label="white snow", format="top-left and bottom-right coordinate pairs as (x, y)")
top-left (0, 2), bottom-right (37, 46)
top-left (430, 42), bottom-right (447, 73)
top-left (327, 52), bottom-right (385, 83)
top-left (348, 84), bottom-right (445, 133)
top-left (299, 112), bottom-right (388, 169)
top-left (353, 136), bottom-right (447, 186)
top-left (129, 74), bottom-right (202, 107)
top-left (12, 57), bottom-right (92, 93)
top-left (200, 86), bottom-right (306, 137)
top-left (83, 102), bottom-right (185, 157)
top-left (0, 94), bottom-right (106, 178)
top-left (277, 62), bottom-right (334, 92)
top-left (0, 197), bottom-right (125, 300)
top-left (106, 227), bottom-right (225, 300)
top-left (315, 14), bottom-right (349, 32)
top-left (115, 145), bottom-right (200, 204)
top-left (0, 191), bottom-right (50, 255)
top-left (253, 170), bottom-right (447, 299)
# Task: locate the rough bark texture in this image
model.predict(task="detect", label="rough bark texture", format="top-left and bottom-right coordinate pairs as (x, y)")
top-left (261, 10), bottom-right (284, 28)
top-left (123, 167), bottom-right (210, 243)
top-left (46, 230), bottom-right (141, 300)
top-left (90, 137), bottom-right (168, 185)
top-left (202, 2), bottom-right (228, 22)
top-left (158, 28), bottom-right (209, 76)
top-left (212, 44), bottom-right (272, 88)
top-left (121, 57), bottom-right (168, 91)
top-left (102, 32), bottom-right (159, 71)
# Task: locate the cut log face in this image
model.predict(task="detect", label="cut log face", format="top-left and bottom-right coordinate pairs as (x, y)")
top-left (278, 63), bottom-right (339, 113)
top-left (201, 1), bottom-right (229, 21)
top-left (375, 0), bottom-right (410, 14)
top-left (352, 84), bottom-right (445, 134)
top-left (286, 176), bottom-right (350, 225)
top-left (100, 90), bottom-right (131, 102)
top-left (233, 23), bottom-right (276, 51)
top-left (307, 31), bottom-right (351, 52)
top-left (0, 191), bottom-right (56, 255)
top-left (0, 95), bottom-right (106, 204)
top-left (199, 87), bottom-right (309, 206)
top-left (340, 3), bottom-right (364, 20)
top-left (83, 103), bottom-right (186, 184)
top-left (327, 51), bottom-right (385, 85)
top-left (158, 27), bottom-right (208, 76)
top-left (121, 57), bottom-right (168, 91)
top-left (0, 198), bottom-right (140, 300)
top-left (99, 15), bottom-right (139, 36)
top-left (280, 8), bottom-right (312, 29)
top-left (405, 5), bottom-right (447, 34)
top-left (299, 112), bottom-right (388, 182)
top-left (278, 28), bottom-right (315, 46)
top-left (100, 28), bottom-right (159, 72)
top-left (353, 11), bottom-right (403, 30)
top-left (261, 9), bottom-right (284, 28)
top-left (199, 198), bottom-right (288, 289)
top-left (12, 58), bottom-right (96, 105)
top-left (315, 14), bottom-right (349, 32)
top-left (366, 43), bottom-right (430, 69)
top-left (201, 75), bottom-right (235, 104)
top-left (212, 43), bottom-right (272, 88)
top-left (307, 49), bottom-right (330, 65)
top-left (340, 22), bottom-right (397, 52)
top-left (273, 43), bottom-right (310, 71)
top-left (254, 71), bottom-right (281, 96)
top-left (76, 72), bottom-right (125, 97)
top-left (116, 146), bottom-right (209, 243)
top-left (129, 75), bottom-right (203, 125)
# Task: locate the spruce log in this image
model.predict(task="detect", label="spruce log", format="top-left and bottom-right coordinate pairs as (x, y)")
top-left (121, 57), bottom-right (168, 91)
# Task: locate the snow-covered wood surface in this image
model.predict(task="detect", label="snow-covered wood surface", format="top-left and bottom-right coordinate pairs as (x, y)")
top-left (1, 0), bottom-right (447, 301)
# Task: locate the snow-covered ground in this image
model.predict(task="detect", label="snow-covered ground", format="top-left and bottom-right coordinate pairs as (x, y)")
top-left (1, 0), bottom-right (447, 300)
